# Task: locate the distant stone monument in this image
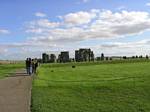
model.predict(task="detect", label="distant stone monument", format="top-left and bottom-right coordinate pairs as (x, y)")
top-left (75, 48), bottom-right (94, 62)
top-left (101, 53), bottom-right (105, 61)
top-left (96, 57), bottom-right (101, 61)
top-left (139, 55), bottom-right (143, 59)
top-left (49, 54), bottom-right (56, 63)
top-left (58, 51), bottom-right (70, 63)
top-left (123, 56), bottom-right (127, 59)
top-left (106, 57), bottom-right (109, 61)
top-left (42, 53), bottom-right (49, 63)
top-left (146, 55), bottom-right (149, 59)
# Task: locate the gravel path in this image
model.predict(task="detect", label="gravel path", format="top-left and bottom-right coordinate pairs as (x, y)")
top-left (0, 69), bottom-right (32, 112)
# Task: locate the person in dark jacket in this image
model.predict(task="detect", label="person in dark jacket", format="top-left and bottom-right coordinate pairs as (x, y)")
top-left (28, 58), bottom-right (32, 75)
top-left (34, 58), bottom-right (38, 74)
top-left (25, 58), bottom-right (30, 74)
top-left (31, 59), bottom-right (35, 74)
top-left (26, 58), bottom-right (33, 75)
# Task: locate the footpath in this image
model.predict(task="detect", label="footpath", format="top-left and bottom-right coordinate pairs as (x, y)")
top-left (0, 69), bottom-right (32, 112)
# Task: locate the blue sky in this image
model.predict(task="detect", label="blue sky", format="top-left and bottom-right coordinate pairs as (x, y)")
top-left (0, 0), bottom-right (150, 60)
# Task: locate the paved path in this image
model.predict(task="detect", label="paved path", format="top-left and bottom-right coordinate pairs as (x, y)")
top-left (0, 69), bottom-right (32, 112)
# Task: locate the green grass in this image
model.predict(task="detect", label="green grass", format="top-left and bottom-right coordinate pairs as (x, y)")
top-left (32, 61), bottom-right (150, 112)
top-left (0, 63), bottom-right (25, 78)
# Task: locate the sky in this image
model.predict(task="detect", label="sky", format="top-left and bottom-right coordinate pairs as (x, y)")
top-left (0, 0), bottom-right (150, 60)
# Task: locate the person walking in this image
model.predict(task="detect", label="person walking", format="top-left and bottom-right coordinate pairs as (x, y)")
top-left (34, 59), bottom-right (38, 74)
top-left (31, 59), bottom-right (35, 74)
top-left (28, 58), bottom-right (32, 75)
top-left (25, 58), bottom-right (30, 74)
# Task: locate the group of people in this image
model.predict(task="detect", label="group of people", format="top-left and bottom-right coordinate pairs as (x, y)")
top-left (26, 58), bottom-right (38, 75)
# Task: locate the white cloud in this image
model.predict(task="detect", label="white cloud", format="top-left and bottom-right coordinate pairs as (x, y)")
top-left (0, 29), bottom-right (10, 34)
top-left (63, 10), bottom-right (97, 26)
top-left (35, 12), bottom-right (47, 18)
top-left (30, 19), bottom-right (60, 28)
top-left (85, 39), bottom-right (150, 56)
top-left (25, 9), bottom-right (150, 44)
top-left (0, 41), bottom-right (57, 49)
top-left (117, 6), bottom-right (126, 10)
top-left (4, 9), bottom-right (150, 60)
top-left (0, 48), bottom-right (8, 54)
top-left (82, 0), bottom-right (90, 3)
top-left (101, 39), bottom-right (150, 49)
top-left (1, 39), bottom-right (150, 60)
top-left (26, 19), bottom-right (60, 33)
top-left (0, 41), bottom-right (63, 60)
top-left (146, 2), bottom-right (150, 6)
top-left (92, 10), bottom-right (150, 37)
top-left (76, 0), bottom-right (90, 4)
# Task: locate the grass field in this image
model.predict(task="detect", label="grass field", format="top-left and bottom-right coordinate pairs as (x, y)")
top-left (0, 63), bottom-right (25, 78)
top-left (32, 61), bottom-right (150, 112)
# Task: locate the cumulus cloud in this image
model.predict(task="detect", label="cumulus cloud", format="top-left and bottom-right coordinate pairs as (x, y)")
top-left (27, 19), bottom-right (60, 29)
top-left (1, 39), bottom-right (150, 60)
top-left (95, 10), bottom-right (150, 37)
top-left (62, 10), bottom-right (97, 26)
top-left (25, 19), bottom-right (60, 34)
top-left (76, 0), bottom-right (90, 4)
top-left (0, 41), bottom-right (64, 60)
top-left (25, 9), bottom-right (150, 44)
top-left (3, 9), bottom-right (150, 60)
top-left (117, 6), bottom-right (126, 10)
top-left (87, 39), bottom-right (150, 56)
top-left (35, 12), bottom-right (47, 18)
top-left (0, 29), bottom-right (10, 34)
top-left (0, 48), bottom-right (8, 54)
top-left (0, 41), bottom-right (58, 49)
top-left (100, 39), bottom-right (150, 49)
top-left (146, 2), bottom-right (150, 6)
top-left (82, 0), bottom-right (90, 3)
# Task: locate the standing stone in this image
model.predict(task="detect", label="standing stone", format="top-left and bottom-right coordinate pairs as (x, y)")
top-left (59, 51), bottom-right (70, 63)
top-left (75, 48), bottom-right (94, 62)
top-left (49, 54), bottom-right (56, 63)
top-left (146, 55), bottom-right (149, 59)
top-left (42, 53), bottom-right (49, 63)
top-left (101, 53), bottom-right (105, 61)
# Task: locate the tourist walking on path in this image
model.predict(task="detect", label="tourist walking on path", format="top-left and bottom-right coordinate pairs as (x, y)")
top-left (32, 58), bottom-right (39, 74)
top-left (31, 59), bottom-right (35, 74)
top-left (26, 58), bottom-right (39, 75)
top-left (34, 58), bottom-right (38, 74)
top-left (26, 58), bottom-right (32, 75)
top-left (26, 58), bottom-right (30, 75)
top-left (28, 58), bottom-right (32, 75)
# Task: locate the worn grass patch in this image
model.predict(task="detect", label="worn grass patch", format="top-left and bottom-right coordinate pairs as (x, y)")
top-left (32, 61), bottom-right (150, 112)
